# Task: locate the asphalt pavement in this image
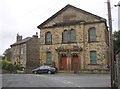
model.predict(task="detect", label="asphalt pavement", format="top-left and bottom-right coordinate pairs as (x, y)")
top-left (2, 73), bottom-right (110, 88)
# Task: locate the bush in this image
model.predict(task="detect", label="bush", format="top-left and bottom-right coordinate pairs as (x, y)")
top-left (2, 60), bottom-right (11, 70)
top-left (1, 60), bottom-right (24, 74)
top-left (1, 60), bottom-right (18, 73)
top-left (8, 64), bottom-right (14, 73)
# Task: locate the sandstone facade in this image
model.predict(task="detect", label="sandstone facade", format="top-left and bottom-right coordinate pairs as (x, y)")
top-left (38, 4), bottom-right (109, 73)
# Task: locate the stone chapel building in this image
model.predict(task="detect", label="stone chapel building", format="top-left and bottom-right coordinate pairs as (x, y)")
top-left (37, 4), bottom-right (109, 73)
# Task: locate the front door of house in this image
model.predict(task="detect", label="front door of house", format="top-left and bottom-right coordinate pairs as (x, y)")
top-left (60, 54), bottom-right (67, 70)
top-left (71, 53), bottom-right (79, 73)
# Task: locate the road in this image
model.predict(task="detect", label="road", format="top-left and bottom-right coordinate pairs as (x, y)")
top-left (2, 73), bottom-right (110, 87)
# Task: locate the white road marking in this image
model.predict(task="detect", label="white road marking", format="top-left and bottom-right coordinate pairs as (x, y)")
top-left (33, 74), bottom-right (45, 77)
top-left (63, 80), bottom-right (81, 87)
top-left (67, 81), bottom-right (71, 84)
top-left (33, 74), bottom-right (81, 87)
top-left (63, 81), bottom-right (66, 83)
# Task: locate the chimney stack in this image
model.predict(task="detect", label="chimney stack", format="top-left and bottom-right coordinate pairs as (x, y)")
top-left (16, 33), bottom-right (22, 42)
top-left (32, 32), bottom-right (38, 38)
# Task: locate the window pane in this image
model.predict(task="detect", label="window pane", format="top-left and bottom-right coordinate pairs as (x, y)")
top-left (70, 30), bottom-right (76, 42)
top-left (47, 33), bottom-right (51, 41)
top-left (63, 30), bottom-right (68, 43)
top-left (21, 48), bottom-right (23, 54)
top-left (46, 32), bottom-right (52, 44)
top-left (89, 28), bottom-right (96, 41)
top-left (67, 30), bottom-right (70, 42)
top-left (90, 51), bottom-right (96, 64)
top-left (46, 52), bottom-right (52, 64)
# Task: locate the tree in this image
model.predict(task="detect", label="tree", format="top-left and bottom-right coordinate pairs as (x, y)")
top-left (3, 48), bottom-right (11, 56)
top-left (3, 48), bottom-right (11, 61)
top-left (113, 30), bottom-right (120, 52)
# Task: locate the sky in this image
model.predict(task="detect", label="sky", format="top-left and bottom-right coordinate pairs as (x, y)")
top-left (0, 0), bottom-right (119, 55)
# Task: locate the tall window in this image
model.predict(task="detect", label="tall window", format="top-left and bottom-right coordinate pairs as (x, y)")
top-left (90, 51), bottom-right (97, 64)
top-left (45, 32), bottom-right (52, 45)
top-left (62, 29), bottom-right (76, 43)
top-left (70, 29), bottom-right (76, 42)
top-left (62, 30), bottom-right (68, 43)
top-left (20, 48), bottom-right (23, 54)
top-left (46, 52), bottom-right (52, 64)
top-left (88, 27), bottom-right (96, 42)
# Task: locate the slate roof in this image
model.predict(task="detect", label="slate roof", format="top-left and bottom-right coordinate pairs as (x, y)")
top-left (37, 4), bottom-right (105, 29)
top-left (11, 37), bottom-right (32, 46)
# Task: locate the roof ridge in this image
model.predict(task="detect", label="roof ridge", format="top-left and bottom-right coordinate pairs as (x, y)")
top-left (11, 37), bottom-right (32, 46)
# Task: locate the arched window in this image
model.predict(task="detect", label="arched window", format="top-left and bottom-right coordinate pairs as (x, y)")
top-left (62, 29), bottom-right (76, 43)
top-left (88, 27), bottom-right (96, 42)
top-left (62, 30), bottom-right (68, 43)
top-left (45, 32), bottom-right (52, 45)
top-left (70, 29), bottom-right (76, 42)
top-left (90, 51), bottom-right (97, 64)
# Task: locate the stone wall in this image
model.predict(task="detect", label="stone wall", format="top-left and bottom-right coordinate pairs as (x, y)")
top-left (43, 7), bottom-right (102, 28)
top-left (39, 22), bottom-right (109, 72)
top-left (26, 37), bottom-right (40, 73)
top-left (11, 43), bottom-right (27, 68)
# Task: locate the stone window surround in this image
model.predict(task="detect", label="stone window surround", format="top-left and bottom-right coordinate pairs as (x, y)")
top-left (45, 31), bottom-right (52, 45)
top-left (90, 50), bottom-right (97, 64)
top-left (62, 29), bottom-right (76, 44)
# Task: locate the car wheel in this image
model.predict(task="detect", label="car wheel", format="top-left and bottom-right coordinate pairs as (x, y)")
top-left (34, 71), bottom-right (37, 74)
top-left (48, 71), bottom-right (51, 74)
top-left (52, 72), bottom-right (55, 74)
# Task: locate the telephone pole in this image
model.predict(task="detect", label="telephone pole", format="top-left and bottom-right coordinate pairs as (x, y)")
top-left (107, 0), bottom-right (114, 87)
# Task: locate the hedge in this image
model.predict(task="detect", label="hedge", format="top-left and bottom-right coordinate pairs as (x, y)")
top-left (0, 60), bottom-right (21, 73)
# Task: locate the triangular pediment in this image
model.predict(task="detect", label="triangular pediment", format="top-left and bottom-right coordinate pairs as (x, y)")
top-left (38, 4), bottom-right (105, 29)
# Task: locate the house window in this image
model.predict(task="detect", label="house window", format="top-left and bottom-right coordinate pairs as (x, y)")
top-left (46, 52), bottom-right (52, 64)
top-left (88, 27), bottom-right (96, 42)
top-left (70, 29), bottom-right (76, 42)
top-left (62, 29), bottom-right (76, 43)
top-left (90, 51), bottom-right (97, 64)
top-left (20, 48), bottom-right (23, 54)
top-left (45, 32), bottom-right (52, 45)
top-left (62, 30), bottom-right (68, 43)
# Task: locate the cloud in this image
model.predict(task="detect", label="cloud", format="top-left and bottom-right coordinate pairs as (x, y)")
top-left (0, 0), bottom-right (119, 55)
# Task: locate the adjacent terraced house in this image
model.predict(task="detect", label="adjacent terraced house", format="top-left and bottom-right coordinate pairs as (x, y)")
top-left (37, 4), bottom-right (109, 73)
top-left (10, 34), bottom-right (40, 73)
